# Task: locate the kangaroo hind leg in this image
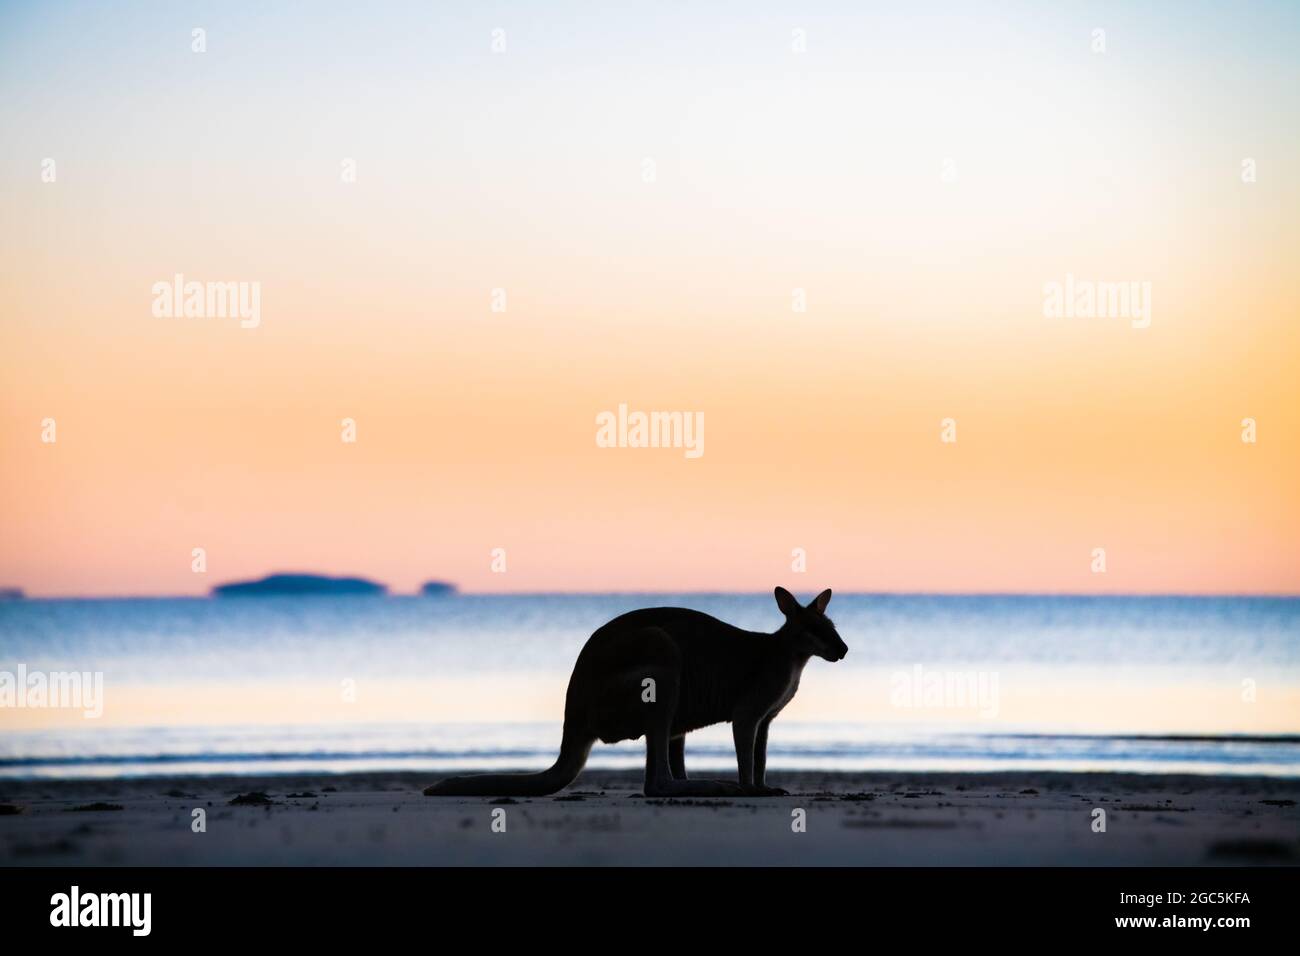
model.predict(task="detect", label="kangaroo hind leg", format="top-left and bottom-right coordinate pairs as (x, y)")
top-left (669, 735), bottom-right (687, 780)
top-left (642, 677), bottom-right (740, 798)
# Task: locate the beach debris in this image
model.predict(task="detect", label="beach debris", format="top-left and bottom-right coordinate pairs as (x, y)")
top-left (0, 804), bottom-right (25, 815)
top-left (644, 799), bottom-right (734, 807)
top-left (843, 818), bottom-right (959, 829)
top-left (1260, 799), bottom-right (1296, 807)
top-left (64, 802), bottom-right (123, 812)
top-left (228, 792), bottom-right (277, 806)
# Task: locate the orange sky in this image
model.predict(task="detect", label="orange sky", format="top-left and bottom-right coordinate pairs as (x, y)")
top-left (1, 3), bottom-right (1297, 596)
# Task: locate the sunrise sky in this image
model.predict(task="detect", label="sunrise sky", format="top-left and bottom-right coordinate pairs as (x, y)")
top-left (2, 1), bottom-right (1297, 597)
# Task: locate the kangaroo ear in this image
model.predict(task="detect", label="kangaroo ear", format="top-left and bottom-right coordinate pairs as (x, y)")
top-left (810, 588), bottom-right (832, 614)
top-left (774, 586), bottom-right (800, 617)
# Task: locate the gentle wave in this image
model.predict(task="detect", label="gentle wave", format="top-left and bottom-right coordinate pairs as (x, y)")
top-left (3, 728), bottom-right (1297, 778)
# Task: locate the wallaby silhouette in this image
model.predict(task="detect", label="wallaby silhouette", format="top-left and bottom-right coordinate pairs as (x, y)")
top-left (424, 587), bottom-right (846, 798)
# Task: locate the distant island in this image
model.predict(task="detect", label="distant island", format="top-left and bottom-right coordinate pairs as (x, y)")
top-left (420, 581), bottom-right (458, 597)
top-left (0, 587), bottom-right (24, 600)
top-left (211, 574), bottom-right (388, 598)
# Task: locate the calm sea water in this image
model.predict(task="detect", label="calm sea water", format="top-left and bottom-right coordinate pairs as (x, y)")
top-left (1, 594), bottom-right (1297, 778)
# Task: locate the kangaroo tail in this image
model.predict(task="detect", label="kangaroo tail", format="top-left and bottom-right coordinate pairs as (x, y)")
top-left (423, 726), bottom-right (593, 797)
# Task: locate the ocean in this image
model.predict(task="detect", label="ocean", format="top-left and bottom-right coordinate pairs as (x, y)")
top-left (1, 594), bottom-right (1297, 779)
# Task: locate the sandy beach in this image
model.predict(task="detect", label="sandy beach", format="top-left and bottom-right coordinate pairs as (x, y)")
top-left (2, 769), bottom-right (1296, 866)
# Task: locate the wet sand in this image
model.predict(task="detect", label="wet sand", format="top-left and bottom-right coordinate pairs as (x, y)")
top-left (1, 770), bottom-right (1296, 866)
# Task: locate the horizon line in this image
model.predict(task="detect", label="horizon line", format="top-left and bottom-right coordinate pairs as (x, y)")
top-left (3, 589), bottom-right (1298, 601)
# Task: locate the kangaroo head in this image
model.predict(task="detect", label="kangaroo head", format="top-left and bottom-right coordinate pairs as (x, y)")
top-left (774, 586), bottom-right (847, 662)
